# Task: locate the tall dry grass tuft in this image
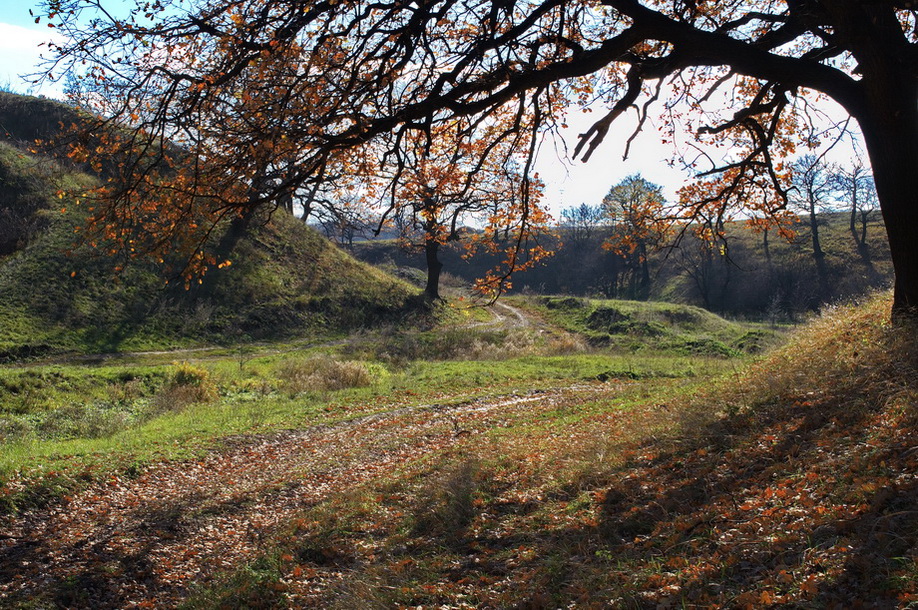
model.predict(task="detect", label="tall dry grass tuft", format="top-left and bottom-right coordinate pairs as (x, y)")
top-left (411, 459), bottom-right (480, 541)
top-left (277, 356), bottom-right (374, 394)
top-left (149, 362), bottom-right (219, 415)
top-left (731, 292), bottom-right (916, 415)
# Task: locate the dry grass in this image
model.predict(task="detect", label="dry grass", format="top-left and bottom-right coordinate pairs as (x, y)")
top-left (277, 356), bottom-right (374, 394)
top-left (728, 291), bottom-right (915, 415)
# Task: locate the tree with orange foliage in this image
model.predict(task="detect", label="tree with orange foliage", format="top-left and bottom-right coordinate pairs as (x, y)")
top-left (351, 118), bottom-right (551, 300)
top-left (39, 0), bottom-right (918, 317)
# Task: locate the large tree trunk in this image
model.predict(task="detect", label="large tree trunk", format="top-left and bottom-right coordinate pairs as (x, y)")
top-left (424, 238), bottom-right (443, 301)
top-left (858, 82), bottom-right (918, 320)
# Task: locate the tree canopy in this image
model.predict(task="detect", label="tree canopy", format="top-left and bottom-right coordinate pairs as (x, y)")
top-left (39, 0), bottom-right (918, 316)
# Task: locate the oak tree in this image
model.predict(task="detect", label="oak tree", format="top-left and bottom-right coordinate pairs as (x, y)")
top-left (602, 174), bottom-right (668, 299)
top-left (40, 0), bottom-right (918, 317)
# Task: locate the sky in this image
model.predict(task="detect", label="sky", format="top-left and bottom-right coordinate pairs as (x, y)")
top-left (0, 1), bottom-right (860, 220)
top-left (0, 1), bottom-right (65, 96)
top-left (0, 0), bottom-right (695, 218)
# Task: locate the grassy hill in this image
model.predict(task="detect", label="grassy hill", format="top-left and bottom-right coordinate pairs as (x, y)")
top-left (0, 95), bottom-right (416, 358)
top-left (519, 295), bottom-right (782, 356)
top-left (0, 279), bottom-right (912, 605)
top-left (0, 198), bottom-right (415, 357)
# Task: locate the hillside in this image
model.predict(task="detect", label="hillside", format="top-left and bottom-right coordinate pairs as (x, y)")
top-left (0, 199), bottom-right (415, 357)
top-left (0, 96), bottom-right (416, 358)
top-left (0, 92), bottom-right (84, 149)
top-left (519, 295), bottom-right (782, 356)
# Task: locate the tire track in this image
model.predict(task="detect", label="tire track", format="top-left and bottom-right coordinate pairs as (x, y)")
top-left (0, 387), bottom-right (589, 608)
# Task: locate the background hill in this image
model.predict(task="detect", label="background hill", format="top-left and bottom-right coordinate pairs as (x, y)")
top-left (353, 213), bottom-right (893, 319)
top-left (0, 94), bottom-right (415, 358)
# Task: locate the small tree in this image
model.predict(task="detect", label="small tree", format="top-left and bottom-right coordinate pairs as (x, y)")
top-left (789, 154), bottom-right (835, 302)
top-left (834, 159), bottom-right (878, 250)
top-left (559, 203), bottom-right (605, 246)
top-left (355, 120), bottom-right (551, 301)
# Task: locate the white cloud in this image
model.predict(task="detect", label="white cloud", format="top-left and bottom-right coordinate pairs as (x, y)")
top-left (0, 21), bottom-right (55, 48)
top-left (0, 21), bottom-right (66, 95)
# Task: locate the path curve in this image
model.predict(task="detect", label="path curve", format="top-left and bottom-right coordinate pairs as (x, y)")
top-left (0, 386), bottom-right (593, 608)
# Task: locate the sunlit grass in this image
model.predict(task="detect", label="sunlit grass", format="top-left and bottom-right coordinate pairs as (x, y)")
top-left (0, 334), bottom-right (739, 514)
top-left (185, 291), bottom-right (918, 609)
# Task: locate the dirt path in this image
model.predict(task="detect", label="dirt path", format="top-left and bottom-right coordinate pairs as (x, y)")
top-left (462, 301), bottom-right (534, 331)
top-left (0, 386), bottom-right (593, 608)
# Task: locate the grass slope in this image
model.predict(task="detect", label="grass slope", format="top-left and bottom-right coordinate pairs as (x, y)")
top-left (0, 203), bottom-right (414, 356)
top-left (0, 151), bottom-right (414, 358)
top-left (0, 91), bottom-right (417, 357)
top-left (519, 295), bottom-right (783, 356)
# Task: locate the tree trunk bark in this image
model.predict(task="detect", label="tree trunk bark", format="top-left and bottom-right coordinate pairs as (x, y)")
top-left (850, 197), bottom-right (858, 238)
top-left (424, 238), bottom-right (443, 301)
top-left (858, 83), bottom-right (918, 319)
top-left (763, 226), bottom-right (771, 269)
top-left (638, 241), bottom-right (650, 300)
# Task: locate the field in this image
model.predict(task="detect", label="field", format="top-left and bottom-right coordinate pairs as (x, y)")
top-left (2, 292), bottom-right (916, 608)
top-left (0, 298), bottom-right (758, 606)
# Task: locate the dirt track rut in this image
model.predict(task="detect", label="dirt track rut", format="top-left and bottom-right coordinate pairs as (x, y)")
top-left (0, 387), bottom-right (583, 608)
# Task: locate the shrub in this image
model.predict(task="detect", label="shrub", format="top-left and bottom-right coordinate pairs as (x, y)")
top-left (170, 362), bottom-right (214, 390)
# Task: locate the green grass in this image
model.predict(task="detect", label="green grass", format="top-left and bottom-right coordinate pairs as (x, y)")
top-left (0, 288), bottom-right (768, 516)
top-left (0, 314), bottom-right (743, 516)
top-left (0, 202), bottom-right (417, 356)
top-left (1, 93), bottom-right (421, 357)
top-left (516, 294), bottom-right (785, 355)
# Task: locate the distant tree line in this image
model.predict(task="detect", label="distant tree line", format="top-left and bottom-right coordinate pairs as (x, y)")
top-left (353, 164), bottom-right (890, 319)
top-left (546, 162), bottom-right (887, 318)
